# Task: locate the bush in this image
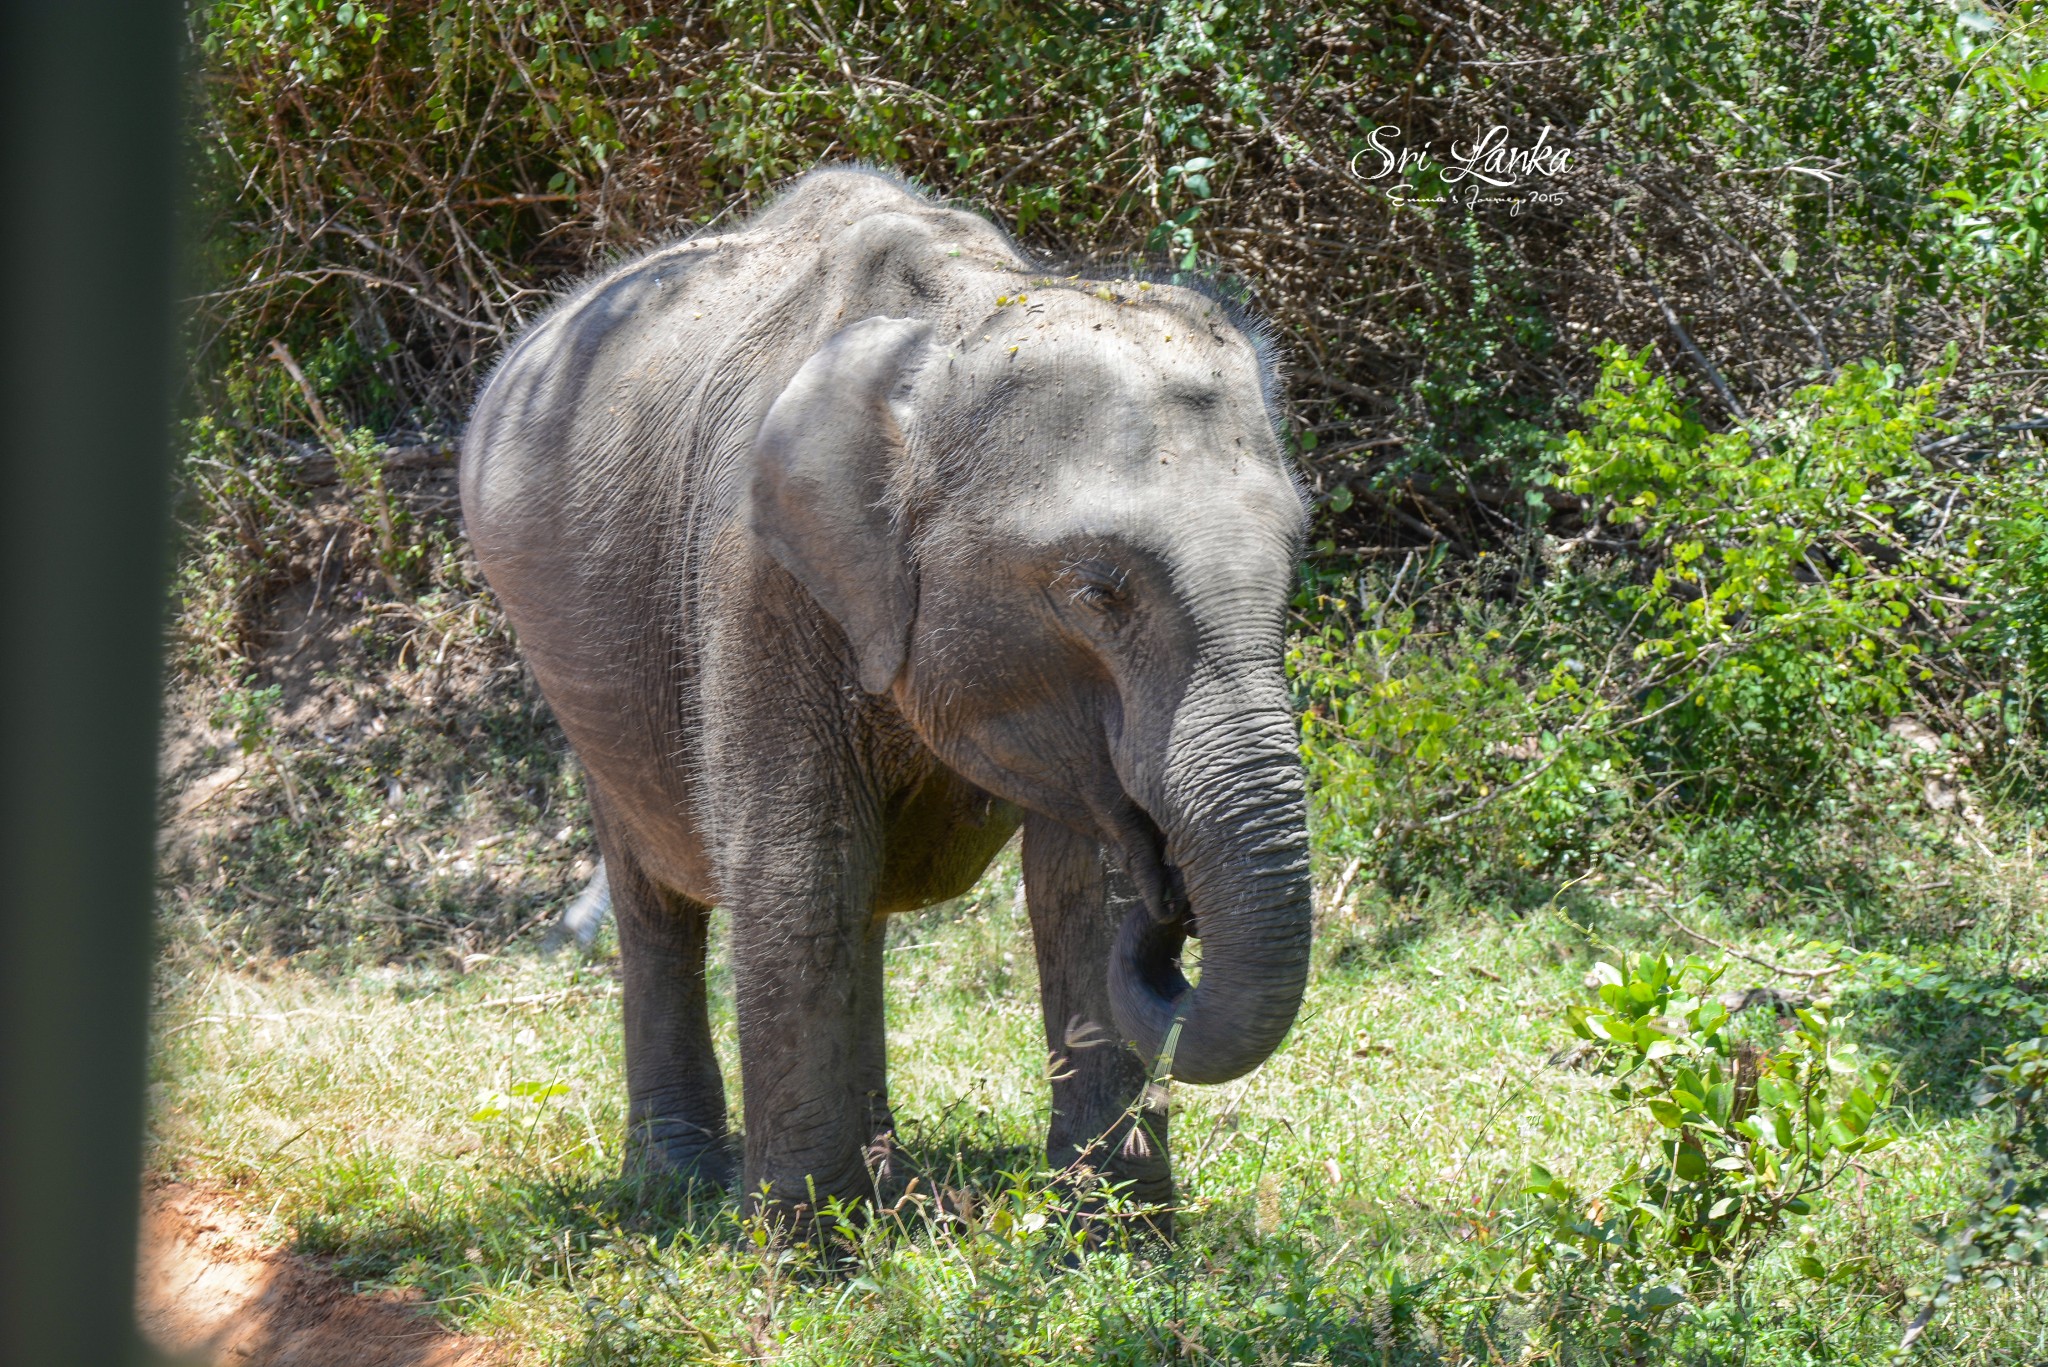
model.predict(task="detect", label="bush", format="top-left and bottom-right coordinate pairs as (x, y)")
top-left (1516, 952), bottom-right (1895, 1357)
top-left (186, 2), bottom-right (2047, 501)
top-left (1291, 546), bottom-right (1637, 890)
top-left (1295, 339), bottom-right (2048, 888)
top-left (1554, 345), bottom-right (1950, 803)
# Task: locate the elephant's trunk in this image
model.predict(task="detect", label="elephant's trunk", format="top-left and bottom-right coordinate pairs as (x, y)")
top-left (1106, 690), bottom-right (1311, 1086)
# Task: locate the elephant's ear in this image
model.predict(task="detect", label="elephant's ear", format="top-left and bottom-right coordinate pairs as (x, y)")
top-left (749, 316), bottom-right (931, 694)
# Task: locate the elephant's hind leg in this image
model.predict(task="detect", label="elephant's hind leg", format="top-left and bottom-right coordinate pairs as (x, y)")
top-left (1021, 814), bottom-right (1173, 1227)
top-left (599, 810), bottom-right (735, 1189)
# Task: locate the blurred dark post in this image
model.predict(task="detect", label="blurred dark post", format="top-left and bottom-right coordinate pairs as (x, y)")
top-left (1, 1), bottom-right (184, 1363)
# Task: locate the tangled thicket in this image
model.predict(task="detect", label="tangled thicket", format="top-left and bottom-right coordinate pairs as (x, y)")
top-left (184, 0), bottom-right (2048, 862)
top-left (193, 1), bottom-right (2046, 489)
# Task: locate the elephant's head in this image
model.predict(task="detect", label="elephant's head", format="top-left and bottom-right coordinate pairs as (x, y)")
top-left (749, 286), bottom-right (1311, 1085)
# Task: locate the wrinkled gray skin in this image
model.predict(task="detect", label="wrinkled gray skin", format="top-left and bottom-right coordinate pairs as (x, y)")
top-left (461, 168), bottom-right (1311, 1226)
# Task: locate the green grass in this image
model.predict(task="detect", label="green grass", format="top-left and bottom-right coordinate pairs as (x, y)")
top-left (148, 831), bottom-right (2048, 1364)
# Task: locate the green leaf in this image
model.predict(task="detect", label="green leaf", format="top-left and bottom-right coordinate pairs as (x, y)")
top-left (1706, 1082), bottom-right (1736, 1124)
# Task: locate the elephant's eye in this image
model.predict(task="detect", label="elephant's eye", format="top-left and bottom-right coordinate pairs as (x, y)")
top-left (1062, 558), bottom-right (1130, 615)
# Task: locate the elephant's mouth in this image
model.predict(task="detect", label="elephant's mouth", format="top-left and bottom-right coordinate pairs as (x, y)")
top-left (1109, 801), bottom-right (1198, 940)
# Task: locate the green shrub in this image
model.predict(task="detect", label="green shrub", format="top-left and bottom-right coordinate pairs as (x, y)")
top-left (1295, 338), bottom-right (2048, 892)
top-left (1290, 548), bottom-right (1637, 891)
top-left (1516, 952), bottom-right (1895, 1356)
top-left (1553, 343), bottom-right (1952, 802)
top-left (1951, 1034), bottom-right (2048, 1276)
top-left (1898, 1034), bottom-right (2048, 1351)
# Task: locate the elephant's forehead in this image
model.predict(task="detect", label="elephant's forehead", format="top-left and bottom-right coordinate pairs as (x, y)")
top-left (951, 349), bottom-right (1284, 480)
top-left (1050, 323), bottom-right (1260, 421)
top-left (1043, 449), bottom-right (1299, 524)
top-left (927, 281), bottom-right (1304, 580)
top-left (940, 281), bottom-right (1269, 418)
top-left (979, 381), bottom-right (1304, 579)
top-left (998, 462), bottom-right (1303, 590)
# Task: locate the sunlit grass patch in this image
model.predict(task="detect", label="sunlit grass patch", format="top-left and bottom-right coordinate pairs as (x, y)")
top-left (147, 844), bottom-right (2048, 1362)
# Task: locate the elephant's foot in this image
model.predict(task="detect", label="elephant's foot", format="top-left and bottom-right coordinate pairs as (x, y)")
top-left (622, 1118), bottom-right (737, 1192)
top-left (861, 1126), bottom-right (908, 1198)
top-left (1049, 1117), bottom-right (1176, 1244)
top-left (743, 1153), bottom-right (880, 1239)
top-left (1058, 1166), bottom-right (1176, 1246)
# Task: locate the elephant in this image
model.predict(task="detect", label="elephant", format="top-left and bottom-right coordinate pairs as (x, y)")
top-left (460, 166), bottom-right (1312, 1227)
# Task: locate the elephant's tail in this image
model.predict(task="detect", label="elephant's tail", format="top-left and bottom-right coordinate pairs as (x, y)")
top-left (542, 860), bottom-right (611, 953)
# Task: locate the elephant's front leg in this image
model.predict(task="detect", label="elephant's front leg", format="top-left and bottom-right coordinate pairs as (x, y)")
top-left (854, 921), bottom-right (899, 1180)
top-left (1022, 813), bottom-right (1173, 1223)
top-left (729, 865), bottom-right (891, 1224)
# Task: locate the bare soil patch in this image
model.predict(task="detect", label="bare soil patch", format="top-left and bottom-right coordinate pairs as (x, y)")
top-left (137, 1183), bottom-right (511, 1367)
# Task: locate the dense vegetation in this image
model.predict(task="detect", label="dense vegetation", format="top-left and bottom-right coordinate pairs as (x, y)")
top-left (156, 2), bottom-right (2048, 1362)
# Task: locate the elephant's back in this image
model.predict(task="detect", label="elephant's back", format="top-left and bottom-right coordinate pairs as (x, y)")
top-left (457, 167), bottom-right (1032, 893)
top-left (462, 167), bottom-right (1024, 585)
top-left (461, 225), bottom-right (770, 572)
top-left (456, 222), bottom-right (777, 886)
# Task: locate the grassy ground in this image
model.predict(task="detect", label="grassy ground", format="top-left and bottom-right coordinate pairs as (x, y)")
top-left (149, 441), bottom-right (2048, 1363)
top-left (149, 803), bottom-right (2048, 1364)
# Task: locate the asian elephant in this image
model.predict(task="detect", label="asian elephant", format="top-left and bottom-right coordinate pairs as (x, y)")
top-left (460, 166), bottom-right (1312, 1226)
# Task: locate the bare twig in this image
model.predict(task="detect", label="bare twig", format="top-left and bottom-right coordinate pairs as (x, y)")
top-left (1660, 906), bottom-right (1841, 980)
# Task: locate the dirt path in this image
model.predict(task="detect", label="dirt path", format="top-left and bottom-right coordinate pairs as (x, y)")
top-left (137, 1184), bottom-right (511, 1367)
